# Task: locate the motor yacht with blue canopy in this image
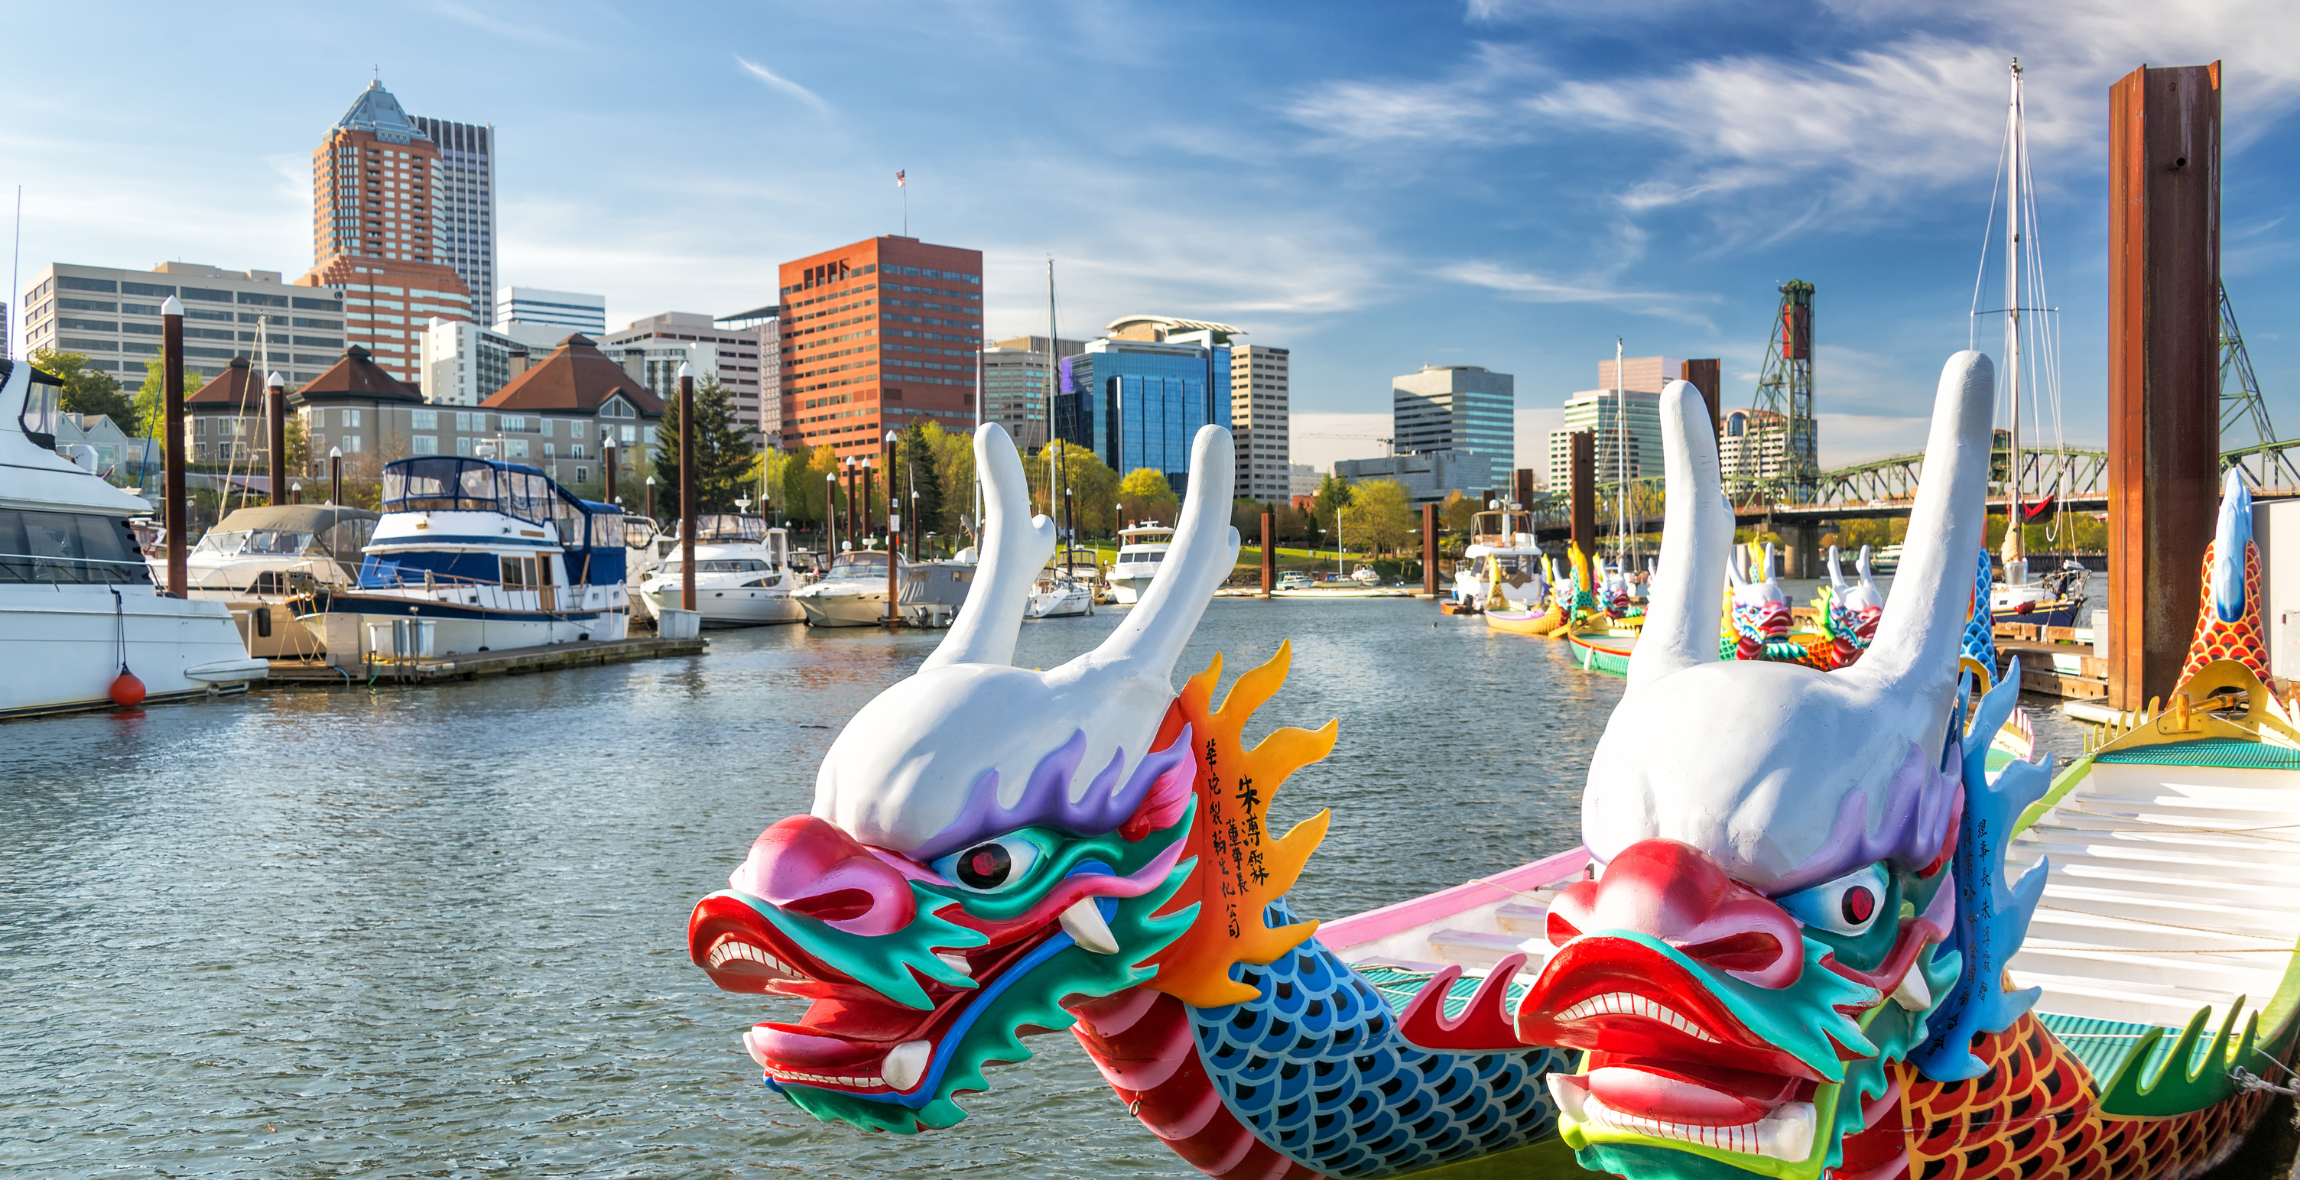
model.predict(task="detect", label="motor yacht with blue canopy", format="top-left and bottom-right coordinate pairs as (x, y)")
top-left (296, 454), bottom-right (630, 656)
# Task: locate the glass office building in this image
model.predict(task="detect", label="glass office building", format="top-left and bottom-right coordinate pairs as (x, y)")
top-left (1056, 333), bottom-right (1231, 496)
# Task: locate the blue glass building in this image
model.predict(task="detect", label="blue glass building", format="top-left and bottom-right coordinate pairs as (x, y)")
top-left (1056, 333), bottom-right (1231, 496)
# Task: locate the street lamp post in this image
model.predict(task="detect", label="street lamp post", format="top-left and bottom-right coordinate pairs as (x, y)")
top-left (825, 471), bottom-right (838, 555)
top-left (290, 482), bottom-right (302, 505)
top-left (329, 446), bottom-right (343, 508)
top-left (882, 430), bottom-right (899, 624)
top-left (645, 475), bottom-right (655, 524)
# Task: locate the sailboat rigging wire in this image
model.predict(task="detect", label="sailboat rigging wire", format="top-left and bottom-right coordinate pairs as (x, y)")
top-left (1967, 115), bottom-right (2012, 353)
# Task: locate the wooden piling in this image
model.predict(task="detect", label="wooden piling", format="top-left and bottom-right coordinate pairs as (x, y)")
top-left (163, 298), bottom-right (187, 598)
top-left (679, 369), bottom-right (696, 613)
top-left (1570, 431), bottom-right (1596, 563)
top-left (2107, 62), bottom-right (2221, 709)
top-left (1681, 359), bottom-right (1723, 439)
top-left (1261, 511), bottom-right (1275, 599)
top-left (1422, 502), bottom-right (1439, 599)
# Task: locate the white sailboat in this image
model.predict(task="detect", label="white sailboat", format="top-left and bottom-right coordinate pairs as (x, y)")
top-left (0, 358), bottom-right (267, 717)
top-left (1979, 59), bottom-right (2089, 627)
top-left (1025, 259), bottom-right (1093, 621)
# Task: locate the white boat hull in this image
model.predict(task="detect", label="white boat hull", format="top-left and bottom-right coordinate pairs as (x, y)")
top-left (1105, 574), bottom-right (1148, 605)
top-left (1026, 587), bottom-right (1095, 619)
top-left (0, 583), bottom-right (264, 718)
top-left (302, 606), bottom-right (626, 655)
top-left (642, 582), bottom-right (804, 626)
top-left (798, 587), bottom-right (891, 628)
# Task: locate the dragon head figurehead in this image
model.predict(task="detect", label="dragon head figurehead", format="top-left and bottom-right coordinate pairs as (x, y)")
top-left (688, 423), bottom-right (1286, 1132)
top-left (1517, 354), bottom-right (2051, 1179)
top-left (1605, 564), bottom-right (1637, 617)
top-left (1726, 543), bottom-right (1791, 656)
top-left (1817, 545), bottom-right (1886, 664)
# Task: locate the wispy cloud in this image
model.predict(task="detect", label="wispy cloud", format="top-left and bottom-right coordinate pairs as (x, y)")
top-left (1437, 260), bottom-right (1723, 326)
top-left (735, 56), bottom-right (831, 114)
top-left (424, 1), bottom-right (589, 52)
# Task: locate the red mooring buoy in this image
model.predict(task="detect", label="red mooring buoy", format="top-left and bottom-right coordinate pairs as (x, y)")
top-left (110, 669), bottom-right (146, 708)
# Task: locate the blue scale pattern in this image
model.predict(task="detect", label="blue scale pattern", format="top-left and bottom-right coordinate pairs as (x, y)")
top-left (1186, 899), bottom-right (1570, 1178)
top-left (1962, 551), bottom-right (1996, 676)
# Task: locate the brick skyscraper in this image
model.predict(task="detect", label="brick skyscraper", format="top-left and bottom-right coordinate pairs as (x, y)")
top-left (778, 236), bottom-right (981, 459)
top-left (297, 80), bottom-right (475, 384)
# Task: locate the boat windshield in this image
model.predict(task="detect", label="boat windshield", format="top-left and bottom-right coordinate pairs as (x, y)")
top-left (193, 529), bottom-right (315, 557)
top-left (823, 552), bottom-right (896, 581)
top-left (1116, 548), bottom-right (1166, 562)
top-left (687, 514), bottom-right (766, 543)
top-left (655, 559), bottom-right (771, 577)
top-left (382, 457), bottom-right (556, 526)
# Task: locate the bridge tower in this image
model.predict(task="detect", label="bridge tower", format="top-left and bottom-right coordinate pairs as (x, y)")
top-left (1749, 280), bottom-right (1819, 500)
top-left (2219, 285), bottom-right (2300, 486)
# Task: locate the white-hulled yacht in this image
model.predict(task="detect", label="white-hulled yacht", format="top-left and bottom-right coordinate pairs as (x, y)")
top-left (166, 503), bottom-right (378, 597)
top-left (295, 454), bottom-right (630, 655)
top-left (638, 514), bottom-right (804, 626)
top-left (1104, 523), bottom-right (1172, 604)
top-left (0, 358), bottom-right (267, 717)
top-left (795, 549), bottom-right (900, 627)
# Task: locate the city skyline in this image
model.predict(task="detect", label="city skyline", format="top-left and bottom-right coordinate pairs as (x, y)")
top-left (2, 2), bottom-right (2295, 476)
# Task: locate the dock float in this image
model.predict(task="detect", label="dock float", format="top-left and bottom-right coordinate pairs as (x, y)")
top-left (262, 635), bottom-right (705, 688)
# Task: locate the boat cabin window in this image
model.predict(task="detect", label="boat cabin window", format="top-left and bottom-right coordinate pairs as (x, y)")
top-left (321, 517), bottom-right (377, 556)
top-left (657, 559), bottom-right (770, 578)
top-left (1119, 549), bottom-right (1164, 563)
top-left (18, 363), bottom-right (65, 449)
top-left (689, 514), bottom-right (767, 543)
top-left (824, 552), bottom-right (894, 580)
top-left (383, 457), bottom-right (558, 527)
top-left (195, 529), bottom-right (317, 557)
top-left (501, 555), bottom-right (530, 589)
top-left (0, 509), bottom-right (151, 584)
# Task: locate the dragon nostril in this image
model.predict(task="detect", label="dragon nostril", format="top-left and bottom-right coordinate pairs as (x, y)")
top-left (1676, 931), bottom-right (1784, 973)
top-left (784, 888), bottom-right (877, 923)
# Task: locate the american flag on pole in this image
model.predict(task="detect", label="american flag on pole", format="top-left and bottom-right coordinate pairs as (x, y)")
top-left (895, 170), bottom-right (906, 188)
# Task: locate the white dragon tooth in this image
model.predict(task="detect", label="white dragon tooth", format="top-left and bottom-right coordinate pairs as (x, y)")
top-left (1891, 967), bottom-right (1933, 1011)
top-left (935, 951), bottom-right (974, 978)
top-left (742, 1028), bottom-right (770, 1069)
top-left (1755, 1101), bottom-right (1817, 1161)
top-left (1546, 1072), bottom-right (1588, 1121)
top-left (881, 1038), bottom-right (933, 1092)
top-left (1059, 898), bottom-right (1121, 955)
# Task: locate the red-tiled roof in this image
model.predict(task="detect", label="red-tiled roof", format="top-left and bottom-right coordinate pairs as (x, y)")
top-left (482, 334), bottom-right (665, 417)
top-left (185, 356), bottom-right (268, 410)
top-left (295, 345), bottom-right (425, 403)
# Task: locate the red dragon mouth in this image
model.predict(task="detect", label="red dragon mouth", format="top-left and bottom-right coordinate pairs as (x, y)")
top-left (1517, 937), bottom-right (1825, 1161)
top-left (688, 893), bottom-right (1060, 1095)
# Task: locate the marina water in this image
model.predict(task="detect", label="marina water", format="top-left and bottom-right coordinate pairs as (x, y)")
top-left (1, 593), bottom-right (2087, 1177)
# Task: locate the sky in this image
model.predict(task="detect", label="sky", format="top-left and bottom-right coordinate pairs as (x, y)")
top-left (4, 0), bottom-right (2297, 479)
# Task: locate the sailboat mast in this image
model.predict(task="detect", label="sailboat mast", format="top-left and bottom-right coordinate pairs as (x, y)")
top-left (2002, 59), bottom-right (2025, 573)
top-left (1613, 335), bottom-right (1626, 566)
top-left (1046, 259), bottom-right (1064, 570)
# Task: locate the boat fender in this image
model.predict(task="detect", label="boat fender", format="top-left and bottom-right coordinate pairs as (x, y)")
top-left (110, 670), bottom-right (146, 708)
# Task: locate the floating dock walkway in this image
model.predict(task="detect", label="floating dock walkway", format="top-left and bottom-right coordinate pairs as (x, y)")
top-left (263, 635), bottom-right (704, 689)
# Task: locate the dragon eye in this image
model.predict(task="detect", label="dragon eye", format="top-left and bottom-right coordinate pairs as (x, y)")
top-left (932, 835), bottom-right (1042, 893)
top-left (1777, 863), bottom-right (1890, 937)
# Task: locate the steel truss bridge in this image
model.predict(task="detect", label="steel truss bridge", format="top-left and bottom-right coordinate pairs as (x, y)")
top-left (1526, 439), bottom-right (2300, 542)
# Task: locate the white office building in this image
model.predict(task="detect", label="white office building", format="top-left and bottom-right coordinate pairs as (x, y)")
top-left (1231, 343), bottom-right (1291, 502)
top-left (496, 286), bottom-right (605, 336)
top-left (1392, 364), bottom-right (1514, 493)
top-left (17, 262), bottom-right (347, 386)
top-left (421, 317), bottom-right (526, 406)
top-left (597, 311), bottom-right (774, 442)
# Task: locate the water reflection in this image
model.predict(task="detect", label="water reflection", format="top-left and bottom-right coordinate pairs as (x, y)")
top-left (0, 595), bottom-right (2083, 1177)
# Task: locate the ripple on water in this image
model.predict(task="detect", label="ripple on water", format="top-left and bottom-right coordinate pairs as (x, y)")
top-left (0, 595), bottom-right (2082, 1177)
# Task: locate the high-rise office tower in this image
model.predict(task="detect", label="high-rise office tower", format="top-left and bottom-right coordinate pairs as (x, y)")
top-left (982, 334), bottom-right (1085, 452)
top-left (407, 115), bottom-right (496, 319)
top-left (1230, 344), bottom-right (1290, 501)
top-left (298, 80), bottom-right (474, 384)
top-left (778, 236), bottom-right (982, 460)
top-left (1057, 334), bottom-right (1232, 498)
top-left (1392, 364), bottom-right (1514, 493)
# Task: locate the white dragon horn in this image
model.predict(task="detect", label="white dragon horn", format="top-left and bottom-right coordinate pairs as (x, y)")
top-left (922, 423), bottom-right (1057, 671)
top-left (1628, 382), bottom-right (1733, 691)
top-left (1857, 544), bottom-right (1876, 587)
top-left (1827, 545), bottom-right (1848, 592)
top-left (1762, 541), bottom-right (1778, 583)
top-left (1073, 424), bottom-right (1240, 688)
top-left (1837, 351), bottom-right (1994, 691)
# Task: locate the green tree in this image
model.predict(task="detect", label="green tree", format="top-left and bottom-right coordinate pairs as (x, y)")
top-left (133, 357), bottom-right (207, 440)
top-left (1312, 475), bottom-right (1353, 539)
top-left (901, 422), bottom-right (949, 545)
top-left (30, 349), bottom-right (138, 428)
top-left (651, 376), bottom-right (759, 517)
top-left (1030, 445), bottom-right (1118, 539)
top-left (928, 424), bottom-right (979, 542)
top-left (1440, 489), bottom-right (1480, 536)
top-left (1118, 467), bottom-right (1178, 526)
top-left (1350, 479), bottom-right (1416, 557)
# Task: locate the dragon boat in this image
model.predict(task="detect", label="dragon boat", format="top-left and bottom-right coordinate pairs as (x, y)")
top-left (685, 354), bottom-right (2300, 1180)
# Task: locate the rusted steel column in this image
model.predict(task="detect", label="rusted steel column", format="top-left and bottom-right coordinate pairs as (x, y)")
top-left (1570, 431), bottom-right (1596, 563)
top-left (1261, 511), bottom-right (1275, 599)
top-left (2107, 62), bottom-right (2221, 709)
top-left (1681, 359), bottom-right (1722, 440)
top-left (267, 372), bottom-right (287, 508)
top-left (1422, 502), bottom-right (1439, 599)
top-left (680, 367), bottom-right (696, 613)
top-left (162, 297), bottom-right (187, 597)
